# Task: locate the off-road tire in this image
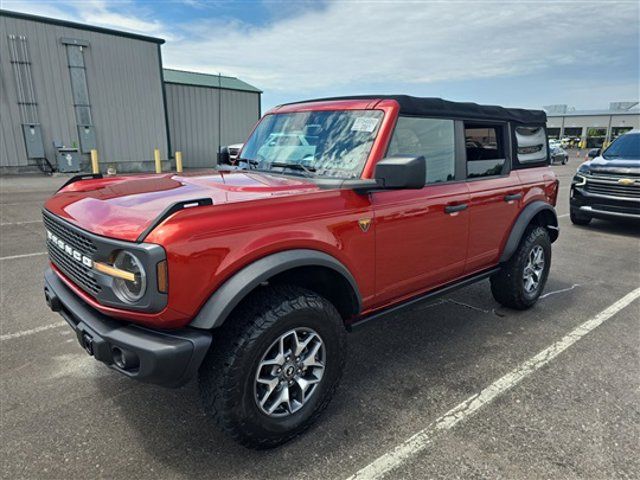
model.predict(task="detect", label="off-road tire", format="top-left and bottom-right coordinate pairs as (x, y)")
top-left (491, 226), bottom-right (551, 310)
top-left (199, 285), bottom-right (347, 449)
top-left (570, 208), bottom-right (592, 226)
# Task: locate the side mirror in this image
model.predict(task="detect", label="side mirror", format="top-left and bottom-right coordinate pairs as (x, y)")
top-left (218, 146), bottom-right (230, 165)
top-left (587, 148), bottom-right (600, 159)
top-left (374, 155), bottom-right (425, 189)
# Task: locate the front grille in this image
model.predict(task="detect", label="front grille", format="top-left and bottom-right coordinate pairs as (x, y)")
top-left (589, 171), bottom-right (640, 180)
top-left (43, 213), bottom-right (101, 295)
top-left (43, 214), bottom-right (96, 254)
top-left (585, 180), bottom-right (640, 199)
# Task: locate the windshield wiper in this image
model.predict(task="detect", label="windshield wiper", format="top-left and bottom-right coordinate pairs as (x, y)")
top-left (269, 162), bottom-right (316, 176)
top-left (238, 157), bottom-right (259, 169)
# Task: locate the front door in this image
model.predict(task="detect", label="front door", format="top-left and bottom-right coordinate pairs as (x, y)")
top-left (372, 184), bottom-right (470, 307)
top-left (371, 116), bottom-right (470, 307)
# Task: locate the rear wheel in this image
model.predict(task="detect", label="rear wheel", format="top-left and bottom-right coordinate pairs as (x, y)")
top-left (491, 226), bottom-right (551, 310)
top-left (570, 208), bottom-right (592, 225)
top-left (199, 285), bottom-right (346, 449)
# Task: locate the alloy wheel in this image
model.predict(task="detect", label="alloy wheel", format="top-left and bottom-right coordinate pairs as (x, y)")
top-left (254, 328), bottom-right (326, 417)
top-left (523, 245), bottom-right (545, 293)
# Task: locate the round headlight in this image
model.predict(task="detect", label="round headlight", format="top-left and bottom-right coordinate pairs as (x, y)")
top-left (112, 251), bottom-right (146, 303)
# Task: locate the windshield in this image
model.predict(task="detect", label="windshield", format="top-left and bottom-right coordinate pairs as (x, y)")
top-left (239, 110), bottom-right (384, 178)
top-left (603, 133), bottom-right (640, 160)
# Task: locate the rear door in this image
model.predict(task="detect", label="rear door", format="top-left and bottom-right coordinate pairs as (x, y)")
top-left (463, 122), bottom-right (523, 273)
top-left (372, 116), bottom-right (470, 307)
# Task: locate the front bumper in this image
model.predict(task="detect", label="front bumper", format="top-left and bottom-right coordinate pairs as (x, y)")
top-left (570, 186), bottom-right (640, 220)
top-left (44, 268), bottom-right (211, 387)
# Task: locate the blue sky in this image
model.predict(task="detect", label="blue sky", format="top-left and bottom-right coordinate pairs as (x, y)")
top-left (4, 0), bottom-right (639, 112)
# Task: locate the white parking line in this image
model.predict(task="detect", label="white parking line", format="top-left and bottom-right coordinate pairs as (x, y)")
top-left (558, 213), bottom-right (569, 218)
top-left (0, 321), bottom-right (67, 341)
top-left (0, 220), bottom-right (41, 226)
top-left (0, 252), bottom-right (47, 261)
top-left (540, 284), bottom-right (580, 299)
top-left (347, 287), bottom-right (640, 480)
top-left (0, 201), bottom-right (43, 206)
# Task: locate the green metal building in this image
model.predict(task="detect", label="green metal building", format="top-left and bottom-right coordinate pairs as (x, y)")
top-left (0, 9), bottom-right (261, 174)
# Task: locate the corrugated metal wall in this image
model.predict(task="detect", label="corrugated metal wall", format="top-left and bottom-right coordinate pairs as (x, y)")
top-left (0, 14), bottom-right (168, 171)
top-left (165, 83), bottom-right (260, 168)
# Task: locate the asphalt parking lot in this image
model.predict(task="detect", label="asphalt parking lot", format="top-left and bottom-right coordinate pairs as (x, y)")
top-left (1, 155), bottom-right (639, 479)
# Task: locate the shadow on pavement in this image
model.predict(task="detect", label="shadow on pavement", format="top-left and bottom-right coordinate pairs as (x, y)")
top-left (568, 218), bottom-right (639, 239)
top-left (100, 278), bottom-right (583, 479)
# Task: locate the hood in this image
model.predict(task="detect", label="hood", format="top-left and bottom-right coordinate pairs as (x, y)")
top-left (580, 156), bottom-right (640, 176)
top-left (45, 170), bottom-right (319, 242)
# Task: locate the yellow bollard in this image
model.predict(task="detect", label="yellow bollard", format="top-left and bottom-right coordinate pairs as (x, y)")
top-left (90, 149), bottom-right (99, 174)
top-left (154, 148), bottom-right (162, 174)
top-left (175, 151), bottom-right (183, 173)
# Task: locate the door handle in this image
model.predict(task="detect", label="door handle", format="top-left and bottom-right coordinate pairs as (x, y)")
top-left (504, 193), bottom-right (522, 202)
top-left (445, 203), bottom-right (468, 214)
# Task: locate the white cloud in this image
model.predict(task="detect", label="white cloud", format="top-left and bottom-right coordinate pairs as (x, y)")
top-left (3, 0), bottom-right (638, 108)
top-left (162, 1), bottom-right (638, 94)
top-left (3, 0), bottom-right (171, 38)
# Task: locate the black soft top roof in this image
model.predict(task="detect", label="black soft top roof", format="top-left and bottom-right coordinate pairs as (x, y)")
top-left (294, 95), bottom-right (547, 125)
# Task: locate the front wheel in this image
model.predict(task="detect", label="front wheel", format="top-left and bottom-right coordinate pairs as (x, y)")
top-left (199, 285), bottom-right (346, 449)
top-left (491, 226), bottom-right (551, 310)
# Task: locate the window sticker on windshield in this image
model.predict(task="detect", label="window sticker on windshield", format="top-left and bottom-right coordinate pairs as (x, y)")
top-left (351, 117), bottom-right (379, 133)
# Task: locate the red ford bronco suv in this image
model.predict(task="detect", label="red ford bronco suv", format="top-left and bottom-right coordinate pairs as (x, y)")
top-left (43, 96), bottom-right (559, 448)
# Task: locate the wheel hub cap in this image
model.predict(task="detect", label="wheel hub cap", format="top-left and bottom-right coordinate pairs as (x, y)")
top-left (283, 364), bottom-right (296, 379)
top-left (254, 327), bottom-right (326, 418)
top-left (523, 245), bottom-right (545, 293)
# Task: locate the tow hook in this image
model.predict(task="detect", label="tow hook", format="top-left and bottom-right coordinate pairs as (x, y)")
top-left (81, 333), bottom-right (94, 356)
top-left (44, 287), bottom-right (61, 312)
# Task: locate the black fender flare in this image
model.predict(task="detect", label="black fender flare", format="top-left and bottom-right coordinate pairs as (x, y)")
top-left (189, 249), bottom-right (362, 329)
top-left (499, 201), bottom-right (559, 263)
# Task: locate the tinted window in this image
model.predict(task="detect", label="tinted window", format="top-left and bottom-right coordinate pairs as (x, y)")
top-left (388, 117), bottom-right (455, 183)
top-left (465, 124), bottom-right (506, 178)
top-left (603, 133), bottom-right (640, 160)
top-left (515, 126), bottom-right (548, 164)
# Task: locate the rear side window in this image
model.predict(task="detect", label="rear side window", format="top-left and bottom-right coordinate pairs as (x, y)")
top-left (465, 124), bottom-right (506, 178)
top-left (515, 126), bottom-right (548, 164)
top-left (388, 117), bottom-right (455, 183)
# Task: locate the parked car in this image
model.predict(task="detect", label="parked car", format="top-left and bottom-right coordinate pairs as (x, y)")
top-left (549, 139), bottom-right (561, 150)
top-left (43, 96), bottom-right (559, 448)
top-left (584, 147), bottom-right (599, 162)
top-left (550, 145), bottom-right (569, 165)
top-left (218, 143), bottom-right (244, 166)
top-left (227, 143), bottom-right (243, 163)
top-left (570, 129), bottom-right (640, 225)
